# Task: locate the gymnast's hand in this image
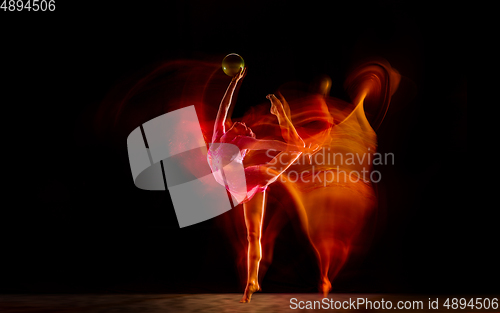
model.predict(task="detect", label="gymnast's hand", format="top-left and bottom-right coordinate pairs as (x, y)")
top-left (231, 67), bottom-right (247, 83)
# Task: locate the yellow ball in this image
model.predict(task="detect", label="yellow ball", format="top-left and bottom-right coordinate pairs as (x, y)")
top-left (222, 53), bottom-right (245, 77)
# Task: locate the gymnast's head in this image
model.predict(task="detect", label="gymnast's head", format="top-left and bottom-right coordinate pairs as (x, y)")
top-left (220, 122), bottom-right (255, 144)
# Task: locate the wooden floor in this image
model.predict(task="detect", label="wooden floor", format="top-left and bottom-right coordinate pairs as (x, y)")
top-left (0, 294), bottom-right (498, 312)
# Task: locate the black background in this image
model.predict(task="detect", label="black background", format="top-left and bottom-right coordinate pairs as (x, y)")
top-left (1, 0), bottom-right (479, 295)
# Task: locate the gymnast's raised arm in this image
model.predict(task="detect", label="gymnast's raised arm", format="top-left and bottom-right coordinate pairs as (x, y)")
top-left (212, 67), bottom-right (247, 143)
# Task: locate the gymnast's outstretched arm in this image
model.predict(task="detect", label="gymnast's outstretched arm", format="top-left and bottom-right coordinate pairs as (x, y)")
top-left (233, 136), bottom-right (304, 152)
top-left (212, 67), bottom-right (247, 143)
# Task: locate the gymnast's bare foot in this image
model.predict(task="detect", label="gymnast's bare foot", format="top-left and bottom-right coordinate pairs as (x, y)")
top-left (267, 94), bottom-right (285, 117)
top-left (240, 281), bottom-right (261, 303)
top-left (319, 278), bottom-right (332, 298)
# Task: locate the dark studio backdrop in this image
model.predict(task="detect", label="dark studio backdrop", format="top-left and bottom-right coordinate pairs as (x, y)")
top-left (1, 0), bottom-right (479, 295)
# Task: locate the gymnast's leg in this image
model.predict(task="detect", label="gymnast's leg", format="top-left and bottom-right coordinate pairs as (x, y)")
top-left (240, 190), bottom-right (266, 303)
top-left (267, 94), bottom-right (304, 148)
top-left (240, 95), bottom-right (306, 303)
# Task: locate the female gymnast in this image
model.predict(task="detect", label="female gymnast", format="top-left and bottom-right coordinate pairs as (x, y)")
top-left (208, 67), bottom-right (318, 303)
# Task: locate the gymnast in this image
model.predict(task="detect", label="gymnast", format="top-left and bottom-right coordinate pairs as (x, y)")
top-left (207, 67), bottom-right (318, 302)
